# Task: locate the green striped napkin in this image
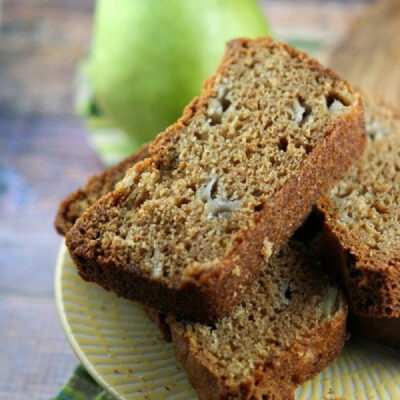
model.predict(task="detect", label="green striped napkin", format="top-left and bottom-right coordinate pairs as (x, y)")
top-left (53, 366), bottom-right (112, 400)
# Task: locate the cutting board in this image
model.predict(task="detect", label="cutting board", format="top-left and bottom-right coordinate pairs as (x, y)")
top-left (328, 0), bottom-right (400, 106)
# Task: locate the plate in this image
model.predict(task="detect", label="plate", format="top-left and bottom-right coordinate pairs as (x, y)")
top-left (55, 243), bottom-right (400, 400)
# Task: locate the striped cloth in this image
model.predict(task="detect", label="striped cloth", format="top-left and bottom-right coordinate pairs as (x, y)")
top-left (53, 366), bottom-right (112, 400)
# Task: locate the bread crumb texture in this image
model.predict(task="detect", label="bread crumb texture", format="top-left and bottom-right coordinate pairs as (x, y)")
top-left (169, 241), bottom-right (346, 399)
top-left (68, 38), bottom-right (360, 287)
top-left (54, 146), bottom-right (150, 235)
top-left (320, 93), bottom-right (400, 317)
top-left (329, 99), bottom-right (399, 258)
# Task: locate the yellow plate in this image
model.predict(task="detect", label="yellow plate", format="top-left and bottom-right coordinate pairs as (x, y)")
top-left (55, 243), bottom-right (400, 400)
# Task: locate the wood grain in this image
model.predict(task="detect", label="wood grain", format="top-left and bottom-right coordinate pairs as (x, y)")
top-left (0, 114), bottom-right (103, 399)
top-left (0, 2), bottom-right (99, 398)
top-left (0, 296), bottom-right (78, 400)
top-left (329, 0), bottom-right (400, 106)
top-left (0, 0), bottom-right (93, 116)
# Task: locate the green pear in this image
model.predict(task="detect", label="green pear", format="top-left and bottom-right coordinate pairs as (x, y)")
top-left (90, 0), bottom-right (270, 149)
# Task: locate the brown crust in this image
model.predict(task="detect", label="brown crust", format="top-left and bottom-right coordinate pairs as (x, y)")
top-left (167, 308), bottom-right (347, 400)
top-left (349, 314), bottom-right (400, 350)
top-left (318, 211), bottom-right (400, 319)
top-left (143, 307), bottom-right (171, 342)
top-left (66, 37), bottom-right (366, 323)
top-left (54, 145), bottom-right (149, 235)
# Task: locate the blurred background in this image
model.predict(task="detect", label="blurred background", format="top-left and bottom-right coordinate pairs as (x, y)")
top-left (0, 0), bottom-right (399, 398)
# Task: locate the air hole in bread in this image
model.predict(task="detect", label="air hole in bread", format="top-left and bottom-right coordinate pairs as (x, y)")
top-left (176, 198), bottom-right (190, 208)
top-left (187, 183), bottom-right (197, 193)
top-left (209, 179), bottom-right (218, 199)
top-left (264, 119), bottom-right (273, 130)
top-left (194, 131), bottom-right (204, 140)
top-left (304, 144), bottom-right (313, 154)
top-left (278, 137), bottom-right (288, 152)
top-left (221, 97), bottom-right (231, 112)
top-left (252, 188), bottom-right (263, 197)
top-left (284, 285), bottom-right (293, 300)
top-left (254, 203), bottom-right (264, 212)
top-left (245, 147), bottom-right (253, 159)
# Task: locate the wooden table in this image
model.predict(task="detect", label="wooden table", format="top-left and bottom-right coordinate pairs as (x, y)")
top-left (0, 1), bottom-right (372, 399)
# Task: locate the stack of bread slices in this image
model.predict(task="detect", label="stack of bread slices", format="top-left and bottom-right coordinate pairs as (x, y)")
top-left (55, 37), bottom-right (399, 400)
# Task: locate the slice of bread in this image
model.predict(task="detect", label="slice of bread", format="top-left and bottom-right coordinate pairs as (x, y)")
top-left (317, 93), bottom-right (400, 348)
top-left (66, 37), bottom-right (365, 323)
top-left (149, 240), bottom-right (347, 400)
top-left (54, 145), bottom-right (149, 235)
top-left (55, 166), bottom-right (348, 398)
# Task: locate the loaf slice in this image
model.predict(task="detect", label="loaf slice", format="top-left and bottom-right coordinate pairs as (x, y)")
top-left (152, 240), bottom-right (347, 400)
top-left (54, 145), bottom-right (149, 235)
top-left (317, 93), bottom-right (400, 348)
top-left (66, 37), bottom-right (365, 323)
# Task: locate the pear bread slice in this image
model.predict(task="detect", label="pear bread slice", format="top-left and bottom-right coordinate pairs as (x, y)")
top-left (66, 37), bottom-right (365, 323)
top-left (317, 93), bottom-right (400, 349)
top-left (148, 240), bottom-right (347, 400)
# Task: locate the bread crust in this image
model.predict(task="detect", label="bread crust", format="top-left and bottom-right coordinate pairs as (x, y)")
top-left (319, 214), bottom-right (400, 319)
top-left (317, 203), bottom-right (400, 347)
top-left (66, 37), bottom-right (366, 323)
top-left (54, 145), bottom-right (149, 235)
top-left (168, 306), bottom-right (347, 400)
top-left (144, 307), bottom-right (171, 342)
top-left (349, 314), bottom-right (400, 350)
top-left (143, 243), bottom-right (348, 400)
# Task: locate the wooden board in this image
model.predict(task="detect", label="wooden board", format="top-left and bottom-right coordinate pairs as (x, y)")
top-left (329, 0), bottom-right (400, 106)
